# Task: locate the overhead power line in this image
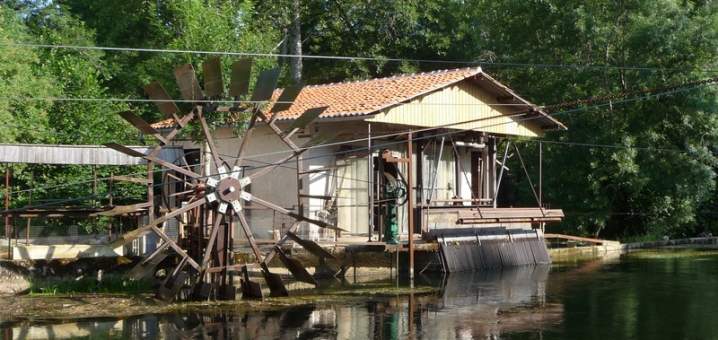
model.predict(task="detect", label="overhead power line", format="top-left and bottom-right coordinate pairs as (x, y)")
top-left (215, 81), bottom-right (715, 163)
top-left (0, 96), bottom-right (535, 107)
top-left (5, 42), bottom-right (718, 74)
top-left (3, 80), bottom-right (713, 198)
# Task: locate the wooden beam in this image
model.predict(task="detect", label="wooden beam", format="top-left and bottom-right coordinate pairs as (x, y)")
top-left (110, 175), bottom-right (151, 184)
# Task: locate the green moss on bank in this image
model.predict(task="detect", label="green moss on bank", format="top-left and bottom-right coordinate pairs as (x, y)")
top-left (28, 274), bottom-right (154, 296)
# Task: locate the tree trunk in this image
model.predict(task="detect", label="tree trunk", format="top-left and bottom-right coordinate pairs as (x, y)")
top-left (289, 0), bottom-right (302, 84)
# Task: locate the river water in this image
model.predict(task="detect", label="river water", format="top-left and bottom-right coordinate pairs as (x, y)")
top-left (3, 249), bottom-right (718, 339)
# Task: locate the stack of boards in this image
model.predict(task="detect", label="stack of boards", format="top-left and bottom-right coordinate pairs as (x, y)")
top-left (427, 227), bottom-right (550, 272)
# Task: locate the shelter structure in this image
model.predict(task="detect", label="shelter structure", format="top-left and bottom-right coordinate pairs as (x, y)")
top-left (0, 144), bottom-right (184, 259)
top-left (152, 67), bottom-right (566, 245)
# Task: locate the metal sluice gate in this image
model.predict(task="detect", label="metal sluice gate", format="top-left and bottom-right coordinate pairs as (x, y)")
top-left (426, 227), bottom-right (550, 272)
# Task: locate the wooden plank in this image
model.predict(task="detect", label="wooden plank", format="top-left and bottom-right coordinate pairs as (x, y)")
top-left (92, 202), bottom-right (152, 216)
top-left (174, 64), bottom-right (203, 101)
top-left (150, 225), bottom-right (201, 271)
top-left (143, 81), bottom-right (180, 117)
top-left (229, 59), bottom-right (252, 97)
top-left (118, 111), bottom-right (168, 144)
top-left (269, 85), bottom-right (303, 114)
top-left (284, 107), bottom-right (328, 133)
top-left (286, 231), bottom-right (336, 259)
top-left (250, 68), bottom-right (280, 102)
top-left (110, 175), bottom-right (151, 184)
top-left (110, 198), bottom-right (204, 247)
top-left (275, 247), bottom-right (317, 285)
top-left (544, 233), bottom-right (611, 245)
top-left (202, 56), bottom-right (224, 98)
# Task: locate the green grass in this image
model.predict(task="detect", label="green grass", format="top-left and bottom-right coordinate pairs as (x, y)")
top-left (28, 274), bottom-right (154, 296)
top-left (625, 249), bottom-right (718, 260)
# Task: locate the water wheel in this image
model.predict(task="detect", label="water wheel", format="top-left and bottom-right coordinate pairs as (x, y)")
top-left (105, 57), bottom-right (345, 300)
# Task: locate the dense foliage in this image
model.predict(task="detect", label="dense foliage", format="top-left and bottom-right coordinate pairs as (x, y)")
top-left (1, 0), bottom-right (717, 239)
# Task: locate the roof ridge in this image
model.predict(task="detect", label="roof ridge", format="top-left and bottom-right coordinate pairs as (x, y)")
top-left (301, 66), bottom-right (480, 89)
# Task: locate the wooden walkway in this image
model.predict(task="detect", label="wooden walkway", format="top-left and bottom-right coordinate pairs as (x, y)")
top-left (544, 233), bottom-right (618, 245)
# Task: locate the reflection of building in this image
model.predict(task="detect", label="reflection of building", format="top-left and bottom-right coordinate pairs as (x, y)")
top-left (7, 315), bottom-right (160, 340)
top-left (3, 266), bottom-right (560, 339)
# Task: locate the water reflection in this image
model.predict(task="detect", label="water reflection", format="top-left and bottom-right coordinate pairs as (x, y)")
top-left (8, 251), bottom-right (718, 339)
top-left (2, 266), bottom-right (559, 339)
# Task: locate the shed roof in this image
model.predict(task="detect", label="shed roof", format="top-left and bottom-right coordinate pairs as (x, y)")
top-left (0, 144), bottom-right (184, 165)
top-left (151, 67), bottom-right (565, 130)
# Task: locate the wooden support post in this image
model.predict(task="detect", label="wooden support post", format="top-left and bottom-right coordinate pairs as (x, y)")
top-left (368, 123), bottom-right (373, 241)
top-left (416, 139), bottom-right (425, 233)
top-left (108, 173), bottom-right (113, 238)
top-left (147, 161), bottom-right (154, 256)
top-left (481, 137), bottom-right (489, 200)
top-left (407, 131), bottom-right (415, 285)
top-left (25, 173), bottom-right (31, 245)
top-left (147, 161), bottom-right (154, 223)
top-left (92, 165), bottom-right (98, 207)
top-left (5, 167), bottom-right (11, 259)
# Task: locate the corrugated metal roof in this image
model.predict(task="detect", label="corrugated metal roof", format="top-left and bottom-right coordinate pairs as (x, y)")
top-left (0, 144), bottom-right (184, 165)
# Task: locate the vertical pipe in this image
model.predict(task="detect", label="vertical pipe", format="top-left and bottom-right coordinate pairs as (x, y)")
top-left (453, 142), bottom-right (460, 198)
top-left (295, 134), bottom-right (304, 239)
top-left (416, 141), bottom-right (425, 232)
top-left (494, 141), bottom-right (510, 208)
top-left (539, 141), bottom-right (544, 232)
top-left (5, 167), bottom-right (10, 259)
top-left (488, 137), bottom-right (496, 205)
top-left (481, 138), bottom-right (489, 201)
top-left (407, 131), bottom-right (414, 285)
top-left (539, 141), bottom-right (543, 207)
top-left (378, 153), bottom-right (385, 242)
top-left (427, 137), bottom-right (444, 204)
top-left (368, 123), bottom-right (373, 242)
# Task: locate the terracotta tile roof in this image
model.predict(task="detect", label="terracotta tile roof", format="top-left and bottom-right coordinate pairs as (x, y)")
top-left (268, 67), bottom-right (482, 120)
top-left (151, 67), bottom-right (565, 130)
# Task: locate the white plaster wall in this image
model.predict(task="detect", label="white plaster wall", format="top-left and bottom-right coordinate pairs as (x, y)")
top-left (211, 123), bottom-right (354, 240)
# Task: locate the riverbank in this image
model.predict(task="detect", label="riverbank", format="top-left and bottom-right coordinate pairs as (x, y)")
top-left (549, 236), bottom-right (718, 263)
top-left (4, 236), bottom-right (718, 324)
top-left (0, 279), bottom-right (437, 324)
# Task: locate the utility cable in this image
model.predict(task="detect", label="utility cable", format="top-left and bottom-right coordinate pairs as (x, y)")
top-left (4, 81), bottom-right (713, 197)
top-left (5, 42), bottom-right (718, 74)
